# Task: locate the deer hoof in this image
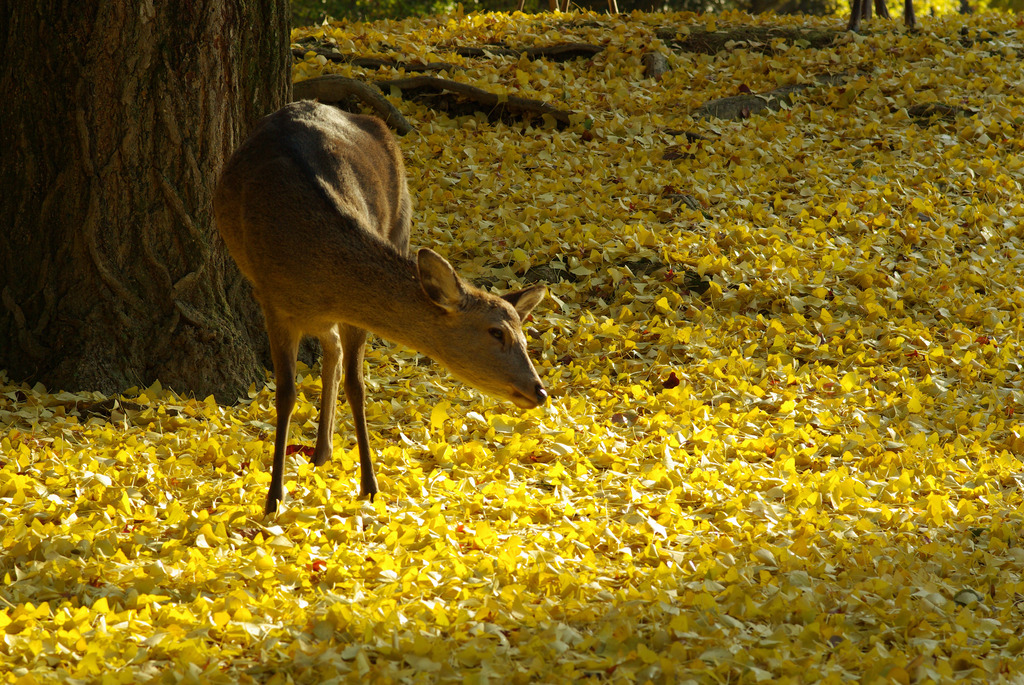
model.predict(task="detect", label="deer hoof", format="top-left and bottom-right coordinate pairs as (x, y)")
top-left (312, 446), bottom-right (331, 467)
top-left (360, 477), bottom-right (379, 500)
top-left (265, 487), bottom-right (284, 514)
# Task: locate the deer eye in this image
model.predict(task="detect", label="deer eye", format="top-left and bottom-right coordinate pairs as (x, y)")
top-left (488, 328), bottom-right (505, 343)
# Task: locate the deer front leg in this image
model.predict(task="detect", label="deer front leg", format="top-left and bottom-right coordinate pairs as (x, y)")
top-left (313, 326), bottom-right (342, 468)
top-left (265, 312), bottom-right (301, 514)
top-left (848, 0), bottom-right (864, 31)
top-left (904, 0), bottom-right (916, 27)
top-left (341, 325), bottom-right (377, 499)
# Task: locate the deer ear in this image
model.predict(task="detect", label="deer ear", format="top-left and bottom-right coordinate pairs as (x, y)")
top-left (503, 284), bottom-right (546, 321)
top-left (417, 248), bottom-right (464, 312)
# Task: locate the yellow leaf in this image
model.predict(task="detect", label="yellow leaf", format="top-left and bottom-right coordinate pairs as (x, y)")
top-left (430, 400), bottom-right (451, 433)
top-left (637, 643), bottom-right (659, 664)
top-left (840, 372), bottom-right (859, 392)
top-left (475, 521), bottom-right (498, 547)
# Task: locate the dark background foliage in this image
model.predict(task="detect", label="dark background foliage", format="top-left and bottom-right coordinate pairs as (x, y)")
top-left (289, 0), bottom-right (840, 25)
top-left (290, 0), bottom-right (1020, 25)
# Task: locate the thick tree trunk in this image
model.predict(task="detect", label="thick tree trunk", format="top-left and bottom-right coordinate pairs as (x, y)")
top-left (0, 0), bottom-right (290, 401)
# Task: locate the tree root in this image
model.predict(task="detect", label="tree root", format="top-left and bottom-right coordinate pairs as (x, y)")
top-left (663, 129), bottom-right (715, 142)
top-left (292, 46), bottom-right (459, 73)
top-left (657, 26), bottom-right (842, 55)
top-left (642, 51), bottom-right (670, 80)
top-left (294, 74), bottom-right (575, 132)
top-left (294, 40), bottom-right (602, 67)
top-left (453, 42), bottom-right (603, 61)
top-left (688, 73), bottom-right (977, 124)
top-left (1, 286), bottom-right (49, 360)
top-left (519, 257), bottom-right (710, 295)
top-left (691, 74), bottom-right (847, 121)
top-left (907, 102), bottom-right (977, 122)
top-left (378, 76), bottom-right (574, 127)
top-left (292, 75), bottom-right (414, 135)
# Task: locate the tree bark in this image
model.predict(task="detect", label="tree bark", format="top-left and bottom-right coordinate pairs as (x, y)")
top-left (0, 0), bottom-right (290, 401)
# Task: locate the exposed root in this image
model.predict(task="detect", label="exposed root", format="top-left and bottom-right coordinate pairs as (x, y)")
top-left (642, 51), bottom-right (670, 80)
top-left (453, 42), bottom-right (602, 61)
top-left (293, 76), bottom-right (414, 135)
top-left (378, 76), bottom-right (574, 127)
top-left (292, 46), bottom-right (459, 73)
top-left (691, 74), bottom-right (847, 121)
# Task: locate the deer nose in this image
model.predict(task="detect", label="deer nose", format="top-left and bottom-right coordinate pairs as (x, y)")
top-left (534, 384), bottom-right (548, 405)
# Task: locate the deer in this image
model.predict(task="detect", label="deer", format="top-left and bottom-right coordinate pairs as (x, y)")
top-left (848, 0), bottom-right (916, 32)
top-left (515, 0), bottom-right (618, 13)
top-left (214, 100), bottom-right (548, 514)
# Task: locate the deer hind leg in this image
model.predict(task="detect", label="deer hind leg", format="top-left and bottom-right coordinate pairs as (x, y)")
top-left (340, 324), bottom-right (377, 499)
top-left (313, 326), bottom-right (342, 468)
top-left (264, 310), bottom-right (301, 514)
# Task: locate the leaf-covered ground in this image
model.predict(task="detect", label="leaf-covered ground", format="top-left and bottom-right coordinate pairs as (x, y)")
top-left (4, 8), bottom-right (1024, 684)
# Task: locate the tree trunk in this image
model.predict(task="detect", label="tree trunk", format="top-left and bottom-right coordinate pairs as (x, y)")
top-left (0, 0), bottom-right (290, 401)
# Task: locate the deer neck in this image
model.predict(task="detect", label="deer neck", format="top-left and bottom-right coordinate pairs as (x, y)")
top-left (324, 237), bottom-right (446, 357)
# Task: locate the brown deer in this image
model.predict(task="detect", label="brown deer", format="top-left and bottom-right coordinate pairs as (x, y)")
top-left (515, 0), bottom-right (618, 13)
top-left (214, 100), bottom-right (548, 514)
top-left (848, 0), bottom-right (916, 31)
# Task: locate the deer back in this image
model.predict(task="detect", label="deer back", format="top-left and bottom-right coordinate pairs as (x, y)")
top-left (215, 101), bottom-right (412, 313)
